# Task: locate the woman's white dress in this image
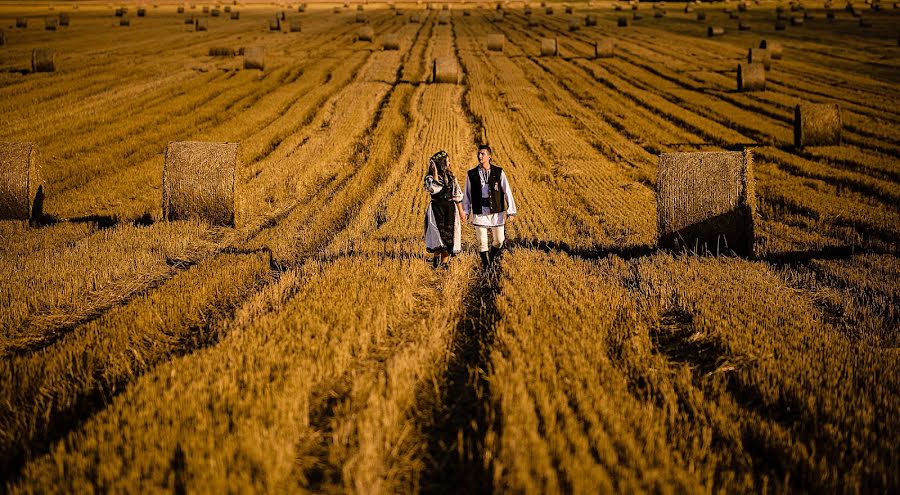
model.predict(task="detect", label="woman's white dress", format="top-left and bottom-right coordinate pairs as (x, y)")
top-left (424, 175), bottom-right (463, 254)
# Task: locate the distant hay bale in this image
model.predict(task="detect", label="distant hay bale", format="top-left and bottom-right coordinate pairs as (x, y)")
top-left (738, 19), bottom-right (751, 30)
top-left (654, 10), bottom-right (666, 18)
top-left (243, 46), bottom-right (264, 69)
top-left (119, 15), bottom-right (130, 26)
top-left (707, 25), bottom-right (725, 36)
top-left (568, 19), bottom-right (580, 31)
top-left (45, 17), bottom-right (58, 30)
top-left (32, 48), bottom-right (56, 72)
top-left (487, 33), bottom-right (505, 51)
top-left (162, 141), bottom-right (237, 226)
top-left (492, 11), bottom-right (503, 21)
top-left (540, 37), bottom-right (558, 56)
top-left (565, 5), bottom-right (574, 14)
top-left (58, 12), bottom-right (70, 26)
top-left (656, 150), bottom-right (756, 256)
top-left (463, 9), bottom-right (470, 16)
top-left (618, 16), bottom-right (629, 26)
top-left (355, 12), bottom-right (366, 22)
top-left (684, 4), bottom-right (694, 12)
top-left (758, 39), bottom-right (782, 58)
top-left (332, 6), bottom-right (341, 13)
top-left (202, 5), bottom-right (209, 13)
top-left (410, 13), bottom-right (420, 22)
top-left (737, 62), bottom-right (766, 91)
top-left (230, 11), bottom-right (239, 19)
top-left (791, 14), bottom-right (804, 24)
top-left (289, 20), bottom-right (301, 31)
top-left (115, 7), bottom-right (124, 16)
top-left (595, 38), bottom-right (614, 58)
top-left (16, 17), bottom-right (28, 28)
top-left (358, 25), bottom-right (374, 41)
top-left (585, 14), bottom-right (597, 26)
top-left (794, 103), bottom-right (841, 147)
top-left (382, 33), bottom-right (399, 50)
top-left (357, 4), bottom-right (364, 11)
top-left (633, 12), bottom-right (643, 20)
top-left (225, 5), bottom-right (231, 12)
top-left (747, 47), bottom-right (771, 69)
top-left (211, 8), bottom-right (220, 16)
top-left (209, 46), bottom-right (235, 56)
top-left (137, 7), bottom-right (146, 16)
top-left (432, 57), bottom-right (459, 83)
top-left (0, 142), bottom-right (43, 221)
top-left (545, 7), bottom-right (554, 14)
top-left (615, 4), bottom-right (623, 11)
top-left (185, 15), bottom-right (194, 23)
top-left (696, 11), bottom-right (707, 20)
top-left (269, 17), bottom-right (280, 30)
top-left (524, 6), bottom-right (532, 15)
top-left (438, 12), bottom-right (450, 24)
top-left (195, 17), bottom-right (207, 30)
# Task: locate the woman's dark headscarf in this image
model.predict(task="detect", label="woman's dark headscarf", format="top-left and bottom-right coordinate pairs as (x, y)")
top-left (429, 150), bottom-right (454, 184)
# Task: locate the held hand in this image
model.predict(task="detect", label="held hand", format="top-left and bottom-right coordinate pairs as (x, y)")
top-left (506, 214), bottom-right (516, 222)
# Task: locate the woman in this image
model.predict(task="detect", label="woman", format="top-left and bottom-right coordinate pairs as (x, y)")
top-left (424, 150), bottom-right (465, 268)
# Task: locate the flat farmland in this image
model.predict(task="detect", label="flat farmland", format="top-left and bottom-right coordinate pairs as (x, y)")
top-left (0, 1), bottom-right (897, 493)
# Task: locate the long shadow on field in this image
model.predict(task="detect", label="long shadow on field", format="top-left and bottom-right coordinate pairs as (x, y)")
top-left (507, 237), bottom-right (656, 261)
top-left (420, 269), bottom-right (500, 495)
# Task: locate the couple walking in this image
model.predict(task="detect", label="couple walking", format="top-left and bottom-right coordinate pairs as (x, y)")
top-left (424, 144), bottom-right (517, 270)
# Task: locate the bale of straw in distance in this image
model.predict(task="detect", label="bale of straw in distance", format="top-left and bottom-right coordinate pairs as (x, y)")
top-left (357, 4), bottom-right (364, 11)
top-left (269, 17), bottom-right (280, 30)
top-left (524, 6), bottom-right (532, 15)
top-left (595, 37), bottom-right (615, 58)
top-left (230, 11), bottom-right (239, 19)
top-left (115, 7), bottom-right (124, 16)
top-left (195, 17), bottom-right (207, 30)
top-left (202, 5), bottom-right (209, 13)
top-left (58, 12), bottom-right (70, 25)
top-left (178, 5), bottom-right (185, 13)
top-left (487, 33), bottom-right (504, 51)
top-left (357, 25), bottom-right (374, 41)
top-left (225, 5), bottom-right (231, 12)
top-left (545, 7), bottom-right (554, 14)
top-left (738, 19), bottom-right (751, 30)
top-left (290, 20), bottom-right (301, 31)
top-left (162, 141), bottom-right (237, 226)
top-left (633, 12), bottom-right (643, 20)
top-left (332, 6), bottom-right (340, 13)
top-left (382, 33), bottom-right (400, 50)
top-left (209, 46), bottom-right (235, 56)
top-left (656, 150), bottom-right (756, 256)
top-left (696, 11), bottom-right (706, 20)
top-left (463, 9), bottom-right (470, 16)
top-left (137, 7), bottom-right (146, 16)
top-left (356, 12), bottom-right (366, 22)
top-left (211, 8), bottom-right (220, 16)
top-left (438, 12), bottom-right (450, 24)
top-left (432, 57), bottom-right (459, 83)
top-left (747, 47), bottom-right (771, 69)
top-left (684, 4), bottom-right (694, 12)
top-left (791, 14), bottom-right (804, 24)
top-left (410, 13), bottom-right (420, 22)
top-left (794, 102), bottom-right (841, 147)
top-left (0, 142), bottom-right (43, 221)
top-left (185, 14), bottom-right (194, 23)
top-left (540, 37), bottom-right (558, 56)
top-left (45, 17), bottom-right (58, 30)
top-left (568, 19), bottom-right (580, 31)
top-left (618, 16), bottom-right (629, 26)
top-left (243, 46), bottom-right (264, 69)
top-left (16, 17), bottom-right (28, 28)
top-left (585, 14), bottom-right (597, 26)
top-left (120, 15), bottom-right (130, 26)
top-left (707, 25), bottom-right (725, 36)
top-left (758, 39), bottom-right (782, 58)
top-left (566, 5), bottom-right (574, 14)
top-left (737, 62), bottom-right (765, 91)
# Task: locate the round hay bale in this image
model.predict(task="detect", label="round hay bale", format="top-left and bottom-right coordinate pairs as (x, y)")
top-left (356, 12), bottom-right (367, 23)
top-left (382, 33), bottom-right (400, 50)
top-left (487, 33), bottom-right (505, 51)
top-left (202, 5), bottom-right (209, 13)
top-left (791, 14), bottom-right (804, 24)
top-left (442, 3), bottom-right (449, 10)
top-left (185, 14), bottom-right (194, 23)
top-left (357, 25), bottom-right (374, 41)
top-left (540, 37), bottom-right (558, 56)
top-left (462, 9), bottom-right (470, 16)
top-left (585, 14), bottom-right (597, 26)
top-left (195, 17), bottom-right (207, 30)
top-left (114, 7), bottom-right (124, 16)
top-left (747, 47), bottom-right (770, 69)
top-left (0, 142), bottom-right (43, 221)
top-left (210, 8), bottom-right (220, 16)
top-left (595, 37), bottom-right (615, 58)
top-left (491, 11), bottom-right (503, 21)
top-left (137, 7), bottom-right (146, 16)
top-left (45, 17), bottom-right (58, 30)
top-left (545, 7), bottom-right (554, 14)
top-left (58, 12), bottom-right (70, 26)
top-left (858, 16), bottom-right (872, 26)
top-left (707, 25), bottom-right (724, 36)
top-left (656, 150), bottom-right (756, 256)
top-left (32, 48), bottom-right (55, 72)
top-left (738, 19), bottom-right (751, 30)
top-left (438, 12), bottom-right (450, 24)
top-left (758, 39), bottom-right (782, 58)
top-left (209, 47), bottom-right (235, 56)
top-left (269, 17), bottom-right (280, 30)
top-left (230, 11), bottom-right (239, 19)
top-left (225, 5), bottom-right (231, 12)
top-left (615, 4), bottom-right (623, 11)
top-left (410, 13), bottom-right (420, 22)
top-left (16, 17), bottom-right (28, 28)
top-left (119, 15), bottom-right (130, 26)
top-left (432, 57), bottom-right (459, 83)
top-left (357, 4), bottom-right (364, 11)
top-left (568, 19), bottom-right (580, 31)
top-left (297, 4), bottom-right (304, 12)
top-left (565, 5), bottom-right (574, 14)
top-left (524, 6), bottom-right (532, 15)
top-left (737, 62), bottom-right (766, 91)
top-left (289, 20), bottom-right (301, 32)
top-left (826, 9), bottom-right (836, 18)
top-left (696, 11), bottom-right (707, 20)
top-left (684, 5), bottom-right (694, 12)
top-left (332, 6), bottom-right (341, 14)
top-left (162, 141), bottom-right (237, 226)
top-left (618, 15), bottom-right (629, 26)
top-left (794, 103), bottom-right (841, 147)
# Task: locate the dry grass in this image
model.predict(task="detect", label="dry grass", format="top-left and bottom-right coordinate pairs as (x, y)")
top-left (162, 141), bottom-right (237, 226)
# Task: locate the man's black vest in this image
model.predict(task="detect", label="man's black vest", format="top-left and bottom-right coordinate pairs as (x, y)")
top-left (468, 165), bottom-right (508, 214)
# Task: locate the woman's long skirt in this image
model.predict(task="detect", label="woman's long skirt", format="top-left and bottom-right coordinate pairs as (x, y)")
top-left (424, 199), bottom-right (461, 254)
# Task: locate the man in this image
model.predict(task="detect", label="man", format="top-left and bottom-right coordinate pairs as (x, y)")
top-left (463, 144), bottom-right (517, 270)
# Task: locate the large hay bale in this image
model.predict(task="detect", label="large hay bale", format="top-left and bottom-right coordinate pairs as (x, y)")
top-left (707, 25), bottom-right (725, 36)
top-left (58, 12), bottom-right (70, 26)
top-left (0, 143), bottom-right (43, 221)
top-left (178, 5), bottom-right (185, 13)
top-left (585, 14), bottom-right (597, 26)
top-left (487, 33), bottom-right (505, 51)
top-left (184, 14), bottom-right (194, 23)
top-left (737, 62), bottom-right (765, 91)
top-left (545, 6), bottom-right (554, 14)
top-left (540, 37), bottom-right (558, 56)
top-left (225, 5), bottom-right (231, 12)
top-left (16, 17), bottom-right (28, 28)
top-left (202, 5), bottom-right (209, 13)
top-left (432, 57), bottom-right (459, 83)
top-left (137, 7), bottom-right (147, 16)
top-left (210, 8), bottom-right (220, 16)
top-left (357, 25), bottom-right (374, 41)
top-left (243, 47), bottom-right (264, 70)
top-left (290, 19), bottom-right (301, 31)
top-left (656, 150), bottom-right (756, 256)
top-left (618, 15), bottom-right (629, 26)
top-left (758, 39), bottom-right (782, 58)
top-left (332, 6), bottom-right (341, 13)
top-left (356, 12), bottom-right (367, 22)
top-left (209, 46), bottom-right (235, 56)
top-left (120, 15), bottom-right (130, 26)
top-left (568, 19), bottom-right (580, 31)
top-left (195, 17), bottom-right (207, 30)
top-left (565, 5), bottom-right (574, 14)
top-left (45, 17), bottom-right (58, 30)
top-left (230, 11), bottom-right (239, 19)
top-left (794, 103), bottom-right (841, 147)
top-left (162, 141), bottom-right (237, 226)
top-left (438, 12), bottom-right (450, 24)
top-left (595, 38), bottom-right (615, 58)
top-left (747, 47), bottom-right (771, 69)
top-left (382, 33), bottom-right (400, 50)
top-left (696, 11), bottom-right (707, 20)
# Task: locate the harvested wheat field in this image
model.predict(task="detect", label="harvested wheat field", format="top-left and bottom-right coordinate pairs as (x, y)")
top-left (0, 0), bottom-right (898, 493)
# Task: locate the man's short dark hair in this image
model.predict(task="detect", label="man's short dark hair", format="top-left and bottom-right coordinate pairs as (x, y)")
top-left (478, 144), bottom-right (492, 154)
